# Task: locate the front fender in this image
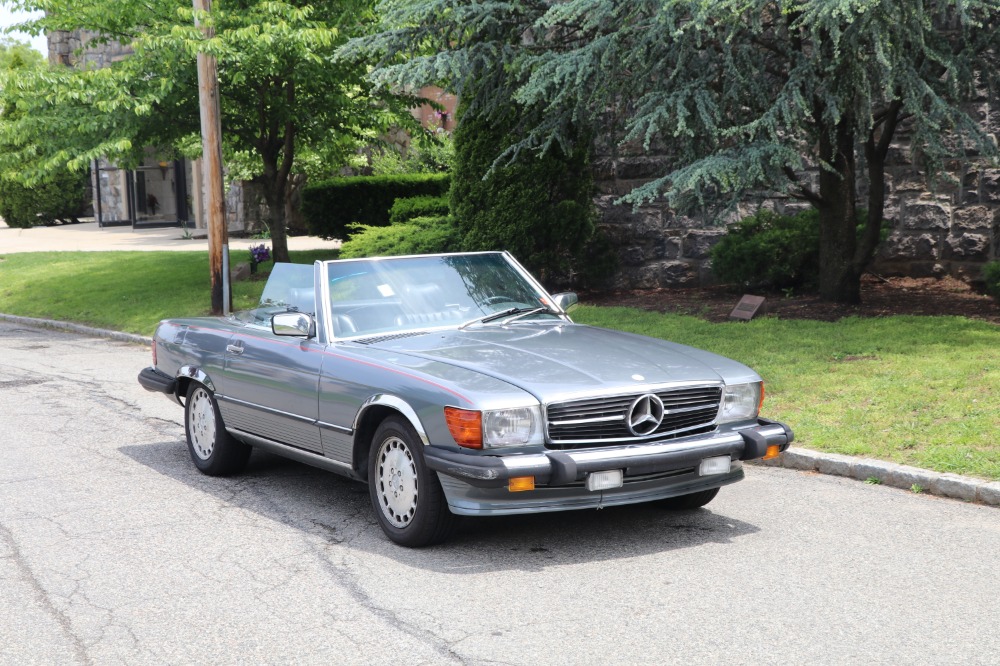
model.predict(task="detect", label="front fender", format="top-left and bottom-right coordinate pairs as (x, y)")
top-left (353, 394), bottom-right (429, 446)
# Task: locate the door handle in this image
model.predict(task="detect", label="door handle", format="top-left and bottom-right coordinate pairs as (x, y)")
top-left (226, 343), bottom-right (244, 355)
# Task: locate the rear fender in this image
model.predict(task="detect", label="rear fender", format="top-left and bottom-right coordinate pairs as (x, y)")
top-left (175, 365), bottom-right (217, 404)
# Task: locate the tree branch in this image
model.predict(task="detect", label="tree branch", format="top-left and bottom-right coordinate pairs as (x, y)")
top-left (783, 166), bottom-right (823, 205)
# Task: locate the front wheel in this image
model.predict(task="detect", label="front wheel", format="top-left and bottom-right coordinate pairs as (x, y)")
top-left (368, 416), bottom-right (456, 547)
top-left (655, 487), bottom-right (720, 510)
top-left (184, 383), bottom-right (251, 476)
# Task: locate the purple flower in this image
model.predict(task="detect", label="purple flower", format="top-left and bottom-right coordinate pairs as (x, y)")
top-left (249, 244), bottom-right (271, 264)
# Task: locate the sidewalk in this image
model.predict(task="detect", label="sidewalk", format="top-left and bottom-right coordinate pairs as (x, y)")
top-left (0, 219), bottom-right (340, 254)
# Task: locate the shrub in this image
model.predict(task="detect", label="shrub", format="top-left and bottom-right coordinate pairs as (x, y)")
top-left (450, 99), bottom-right (596, 284)
top-left (983, 261), bottom-right (1000, 302)
top-left (0, 168), bottom-right (89, 228)
top-left (711, 209), bottom-right (821, 290)
top-left (339, 216), bottom-right (461, 259)
top-left (301, 173), bottom-right (450, 240)
top-left (389, 195), bottom-right (450, 225)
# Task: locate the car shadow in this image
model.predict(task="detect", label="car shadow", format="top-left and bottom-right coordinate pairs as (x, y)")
top-left (120, 440), bottom-right (761, 572)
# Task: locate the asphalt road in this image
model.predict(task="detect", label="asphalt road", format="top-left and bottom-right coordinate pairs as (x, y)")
top-left (2, 322), bottom-right (999, 665)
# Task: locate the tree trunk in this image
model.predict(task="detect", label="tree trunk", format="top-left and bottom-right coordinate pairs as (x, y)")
top-left (817, 118), bottom-right (862, 304)
top-left (260, 178), bottom-right (290, 263)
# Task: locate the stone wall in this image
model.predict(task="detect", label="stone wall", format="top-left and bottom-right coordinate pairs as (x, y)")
top-left (593, 140), bottom-right (1000, 290)
top-left (48, 30), bottom-right (131, 67)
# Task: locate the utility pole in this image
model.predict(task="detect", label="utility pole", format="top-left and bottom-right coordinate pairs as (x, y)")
top-left (193, 0), bottom-right (230, 315)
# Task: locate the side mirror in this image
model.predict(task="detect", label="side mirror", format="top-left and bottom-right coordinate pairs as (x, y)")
top-left (552, 292), bottom-right (579, 313)
top-left (272, 312), bottom-right (316, 338)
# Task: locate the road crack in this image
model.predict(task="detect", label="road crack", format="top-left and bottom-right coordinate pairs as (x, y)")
top-left (0, 522), bottom-right (92, 665)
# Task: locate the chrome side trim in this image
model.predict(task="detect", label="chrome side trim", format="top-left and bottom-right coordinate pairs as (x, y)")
top-left (177, 365), bottom-right (216, 393)
top-left (317, 421), bottom-right (353, 434)
top-left (353, 394), bottom-right (430, 446)
top-left (227, 428), bottom-right (355, 475)
top-left (216, 395), bottom-right (316, 425)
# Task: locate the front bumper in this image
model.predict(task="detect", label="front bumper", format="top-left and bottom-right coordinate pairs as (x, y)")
top-left (423, 418), bottom-right (793, 490)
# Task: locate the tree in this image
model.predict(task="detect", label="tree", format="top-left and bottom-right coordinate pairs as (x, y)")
top-left (451, 95), bottom-right (595, 283)
top-left (357, 0), bottom-right (1000, 303)
top-left (1, 0), bottom-right (410, 261)
top-left (0, 39), bottom-right (88, 228)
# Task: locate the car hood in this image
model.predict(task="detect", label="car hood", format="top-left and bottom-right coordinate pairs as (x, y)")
top-left (358, 322), bottom-right (756, 404)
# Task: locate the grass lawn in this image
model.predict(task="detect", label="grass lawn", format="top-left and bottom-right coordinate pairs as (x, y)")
top-left (2, 250), bottom-right (998, 480)
top-left (0, 250), bottom-right (339, 334)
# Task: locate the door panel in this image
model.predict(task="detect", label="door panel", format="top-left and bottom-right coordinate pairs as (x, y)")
top-left (220, 327), bottom-right (324, 454)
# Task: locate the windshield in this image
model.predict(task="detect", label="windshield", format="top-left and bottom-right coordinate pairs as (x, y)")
top-left (324, 253), bottom-right (559, 337)
top-left (231, 262), bottom-right (315, 328)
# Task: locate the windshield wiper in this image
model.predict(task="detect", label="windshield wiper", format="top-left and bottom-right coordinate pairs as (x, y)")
top-left (459, 306), bottom-right (555, 330)
top-left (459, 307), bottom-right (519, 330)
top-left (499, 307), bottom-right (553, 325)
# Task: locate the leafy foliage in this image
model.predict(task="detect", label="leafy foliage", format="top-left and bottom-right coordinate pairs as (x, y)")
top-left (367, 131), bottom-right (454, 176)
top-left (1, 0), bottom-right (411, 261)
top-left (388, 195), bottom-right (449, 225)
top-left (0, 167), bottom-right (89, 228)
top-left (0, 39), bottom-right (89, 228)
top-left (451, 99), bottom-right (595, 283)
top-left (711, 209), bottom-right (821, 291)
top-left (356, 0), bottom-right (1000, 302)
top-left (339, 215), bottom-right (460, 258)
top-left (982, 262), bottom-right (1000, 302)
top-left (301, 173), bottom-right (450, 239)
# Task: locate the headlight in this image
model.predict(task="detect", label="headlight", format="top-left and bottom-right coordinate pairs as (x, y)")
top-left (483, 407), bottom-right (542, 447)
top-left (718, 382), bottom-right (762, 423)
top-left (444, 406), bottom-right (544, 449)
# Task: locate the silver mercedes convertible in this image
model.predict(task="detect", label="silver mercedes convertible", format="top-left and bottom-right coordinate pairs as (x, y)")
top-left (138, 251), bottom-right (792, 546)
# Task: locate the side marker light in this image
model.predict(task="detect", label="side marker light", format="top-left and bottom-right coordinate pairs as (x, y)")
top-left (508, 476), bottom-right (535, 492)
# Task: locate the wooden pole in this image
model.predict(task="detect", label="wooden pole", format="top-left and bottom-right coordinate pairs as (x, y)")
top-left (193, 0), bottom-right (230, 315)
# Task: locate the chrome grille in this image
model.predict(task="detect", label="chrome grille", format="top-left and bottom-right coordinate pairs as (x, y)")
top-left (546, 385), bottom-right (722, 447)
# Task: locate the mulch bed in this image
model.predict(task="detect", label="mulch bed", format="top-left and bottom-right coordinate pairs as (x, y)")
top-left (583, 275), bottom-right (1000, 324)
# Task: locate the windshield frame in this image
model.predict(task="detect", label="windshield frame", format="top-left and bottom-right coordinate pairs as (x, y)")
top-left (316, 251), bottom-right (572, 342)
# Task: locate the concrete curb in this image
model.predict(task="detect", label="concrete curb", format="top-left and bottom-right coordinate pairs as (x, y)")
top-left (0, 313), bottom-right (153, 346)
top-left (752, 448), bottom-right (1000, 507)
top-left (4, 311), bottom-right (997, 508)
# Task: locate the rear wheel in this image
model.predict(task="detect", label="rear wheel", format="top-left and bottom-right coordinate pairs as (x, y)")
top-left (184, 383), bottom-right (251, 476)
top-left (368, 416), bottom-right (456, 547)
top-left (656, 487), bottom-right (720, 510)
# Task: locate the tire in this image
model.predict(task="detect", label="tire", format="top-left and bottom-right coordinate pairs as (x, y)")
top-left (368, 416), bottom-right (456, 547)
top-left (656, 487), bottom-right (720, 510)
top-left (184, 383), bottom-right (251, 476)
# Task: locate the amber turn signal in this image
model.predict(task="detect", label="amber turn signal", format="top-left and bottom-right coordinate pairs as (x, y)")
top-left (763, 444), bottom-right (781, 460)
top-left (444, 407), bottom-right (483, 449)
top-left (508, 476), bottom-right (535, 492)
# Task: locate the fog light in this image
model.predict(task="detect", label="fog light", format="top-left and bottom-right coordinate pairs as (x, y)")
top-left (763, 444), bottom-right (781, 460)
top-left (508, 476), bottom-right (535, 492)
top-left (585, 470), bottom-right (623, 492)
top-left (699, 456), bottom-right (732, 476)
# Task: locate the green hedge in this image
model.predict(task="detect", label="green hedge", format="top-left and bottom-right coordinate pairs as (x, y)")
top-left (301, 173), bottom-right (450, 240)
top-left (389, 195), bottom-right (450, 225)
top-left (0, 168), bottom-right (89, 228)
top-left (983, 261), bottom-right (1000, 302)
top-left (710, 209), bottom-right (821, 290)
top-left (339, 216), bottom-right (461, 258)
